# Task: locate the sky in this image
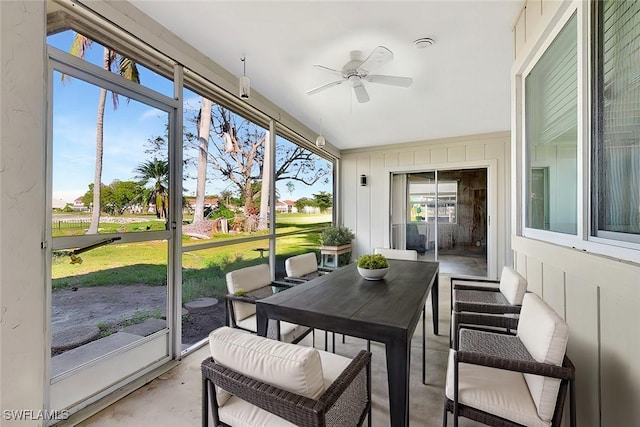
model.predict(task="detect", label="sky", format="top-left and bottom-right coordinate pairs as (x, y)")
top-left (48, 31), bottom-right (332, 205)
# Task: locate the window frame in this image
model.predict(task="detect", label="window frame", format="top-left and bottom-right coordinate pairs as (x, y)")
top-left (589, 0), bottom-right (640, 246)
top-left (521, 6), bottom-right (582, 245)
top-left (516, 1), bottom-right (640, 263)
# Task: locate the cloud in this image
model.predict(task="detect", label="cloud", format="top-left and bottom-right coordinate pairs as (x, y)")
top-left (139, 108), bottom-right (164, 121)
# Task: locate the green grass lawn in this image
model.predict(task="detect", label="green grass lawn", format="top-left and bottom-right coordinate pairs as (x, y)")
top-left (52, 213), bottom-right (331, 302)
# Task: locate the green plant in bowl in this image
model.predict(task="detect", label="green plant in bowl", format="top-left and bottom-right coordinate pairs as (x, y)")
top-left (357, 254), bottom-right (390, 280)
top-left (357, 254), bottom-right (390, 269)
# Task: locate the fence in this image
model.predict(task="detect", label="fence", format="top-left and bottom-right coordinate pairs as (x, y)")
top-left (53, 219), bottom-right (90, 230)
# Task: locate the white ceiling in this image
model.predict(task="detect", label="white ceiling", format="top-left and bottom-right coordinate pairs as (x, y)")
top-left (130, 0), bottom-right (521, 150)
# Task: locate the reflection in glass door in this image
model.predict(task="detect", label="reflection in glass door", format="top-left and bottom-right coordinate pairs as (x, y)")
top-left (391, 169), bottom-right (488, 277)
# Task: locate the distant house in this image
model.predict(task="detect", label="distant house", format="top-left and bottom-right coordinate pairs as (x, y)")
top-left (183, 196), bottom-right (219, 213)
top-left (282, 200), bottom-right (297, 213)
top-left (276, 200), bottom-right (297, 213)
top-left (72, 197), bottom-right (90, 212)
top-left (275, 200), bottom-right (288, 213)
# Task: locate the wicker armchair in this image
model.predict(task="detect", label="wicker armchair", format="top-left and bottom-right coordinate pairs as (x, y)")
top-left (202, 327), bottom-right (371, 427)
top-left (226, 264), bottom-right (312, 344)
top-left (444, 293), bottom-right (575, 427)
top-left (450, 266), bottom-right (527, 315)
top-left (449, 267), bottom-right (527, 347)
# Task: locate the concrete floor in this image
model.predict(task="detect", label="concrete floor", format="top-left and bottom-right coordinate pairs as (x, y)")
top-left (419, 251), bottom-right (488, 278)
top-left (75, 276), bottom-right (483, 427)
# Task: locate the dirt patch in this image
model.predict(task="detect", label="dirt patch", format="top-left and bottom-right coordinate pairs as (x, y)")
top-left (52, 285), bottom-right (226, 354)
top-left (181, 302), bottom-right (226, 345)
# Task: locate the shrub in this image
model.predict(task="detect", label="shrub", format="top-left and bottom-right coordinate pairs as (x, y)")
top-left (319, 225), bottom-right (355, 246)
top-left (357, 254), bottom-right (389, 269)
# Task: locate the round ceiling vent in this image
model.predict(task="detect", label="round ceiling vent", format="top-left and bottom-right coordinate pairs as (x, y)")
top-left (413, 37), bottom-right (434, 49)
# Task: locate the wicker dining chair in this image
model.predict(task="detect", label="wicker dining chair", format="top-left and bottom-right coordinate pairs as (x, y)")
top-left (202, 326), bottom-right (372, 427)
top-left (444, 293), bottom-right (575, 427)
top-left (449, 266), bottom-right (527, 347)
top-left (225, 263), bottom-right (312, 344)
top-left (284, 252), bottom-right (332, 283)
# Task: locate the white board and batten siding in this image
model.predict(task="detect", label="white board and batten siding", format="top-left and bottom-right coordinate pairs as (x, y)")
top-left (340, 131), bottom-right (511, 280)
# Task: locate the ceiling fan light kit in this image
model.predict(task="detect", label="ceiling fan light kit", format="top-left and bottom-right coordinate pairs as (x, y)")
top-left (307, 45), bottom-right (413, 103)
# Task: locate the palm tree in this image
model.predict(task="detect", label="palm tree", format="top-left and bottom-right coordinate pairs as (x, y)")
top-left (66, 33), bottom-right (140, 234)
top-left (194, 98), bottom-right (212, 223)
top-left (135, 159), bottom-right (169, 219)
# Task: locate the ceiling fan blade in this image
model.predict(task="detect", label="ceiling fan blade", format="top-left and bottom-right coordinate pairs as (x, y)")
top-left (365, 74), bottom-right (413, 87)
top-left (352, 79), bottom-right (370, 103)
top-left (313, 64), bottom-right (343, 76)
top-left (307, 79), bottom-right (344, 95)
top-left (358, 46), bottom-right (393, 72)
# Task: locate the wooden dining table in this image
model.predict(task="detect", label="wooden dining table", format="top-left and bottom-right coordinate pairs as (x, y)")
top-left (256, 259), bottom-right (439, 427)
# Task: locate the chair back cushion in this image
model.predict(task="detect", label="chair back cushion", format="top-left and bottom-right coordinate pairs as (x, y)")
top-left (373, 248), bottom-right (418, 261)
top-left (285, 252), bottom-right (318, 278)
top-left (517, 293), bottom-right (569, 422)
top-left (209, 327), bottom-right (325, 400)
top-left (499, 267), bottom-right (528, 305)
top-left (226, 264), bottom-right (272, 321)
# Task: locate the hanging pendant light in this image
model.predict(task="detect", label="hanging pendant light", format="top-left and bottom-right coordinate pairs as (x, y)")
top-left (239, 57), bottom-right (250, 99)
top-left (315, 118), bottom-right (326, 148)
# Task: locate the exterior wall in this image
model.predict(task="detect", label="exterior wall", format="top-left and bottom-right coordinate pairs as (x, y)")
top-left (340, 131), bottom-right (511, 278)
top-left (0, 1), bottom-right (48, 425)
top-left (513, 1), bottom-right (640, 425)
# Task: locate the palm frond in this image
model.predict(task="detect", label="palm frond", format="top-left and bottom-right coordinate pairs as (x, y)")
top-left (62, 33), bottom-right (92, 83)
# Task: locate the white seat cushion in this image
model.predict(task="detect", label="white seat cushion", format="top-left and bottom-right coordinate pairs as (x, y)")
top-left (210, 327), bottom-right (325, 399)
top-left (212, 327), bottom-right (353, 427)
top-left (373, 248), bottom-right (418, 261)
top-left (445, 350), bottom-right (550, 427)
top-left (499, 267), bottom-right (528, 306)
top-left (236, 315), bottom-right (311, 343)
top-left (285, 252), bottom-right (318, 277)
top-left (226, 264), bottom-right (272, 321)
top-left (219, 396), bottom-right (298, 427)
top-left (517, 293), bottom-right (569, 422)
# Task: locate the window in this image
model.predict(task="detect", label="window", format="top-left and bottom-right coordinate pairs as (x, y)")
top-left (408, 177), bottom-right (458, 224)
top-left (524, 13), bottom-right (578, 235)
top-left (274, 133), bottom-right (333, 233)
top-left (592, 0), bottom-right (640, 243)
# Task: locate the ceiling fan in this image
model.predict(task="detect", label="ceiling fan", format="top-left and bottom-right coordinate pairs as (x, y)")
top-left (307, 46), bottom-right (413, 103)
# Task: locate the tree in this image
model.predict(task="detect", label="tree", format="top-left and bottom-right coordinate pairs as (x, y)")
top-left (295, 197), bottom-right (312, 212)
top-left (194, 98), bottom-right (212, 223)
top-left (135, 159), bottom-right (169, 219)
top-left (81, 180), bottom-right (144, 216)
top-left (286, 181), bottom-right (295, 196)
top-left (65, 33), bottom-right (140, 234)
top-left (220, 189), bottom-right (233, 206)
top-left (312, 191), bottom-right (333, 213)
top-left (150, 102), bottom-right (331, 228)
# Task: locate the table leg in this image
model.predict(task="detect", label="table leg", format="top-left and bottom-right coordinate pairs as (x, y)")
top-left (422, 304), bottom-right (426, 385)
top-left (385, 340), bottom-right (411, 427)
top-left (256, 305), bottom-right (268, 337)
top-left (431, 274), bottom-right (439, 336)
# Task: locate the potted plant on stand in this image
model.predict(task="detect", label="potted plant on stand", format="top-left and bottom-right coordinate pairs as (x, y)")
top-left (357, 253), bottom-right (390, 280)
top-left (319, 225), bottom-right (355, 269)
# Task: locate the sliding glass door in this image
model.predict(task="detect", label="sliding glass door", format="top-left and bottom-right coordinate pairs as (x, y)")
top-left (391, 168), bottom-right (488, 277)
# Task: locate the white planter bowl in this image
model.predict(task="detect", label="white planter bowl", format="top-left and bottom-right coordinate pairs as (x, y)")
top-left (357, 266), bottom-right (389, 281)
